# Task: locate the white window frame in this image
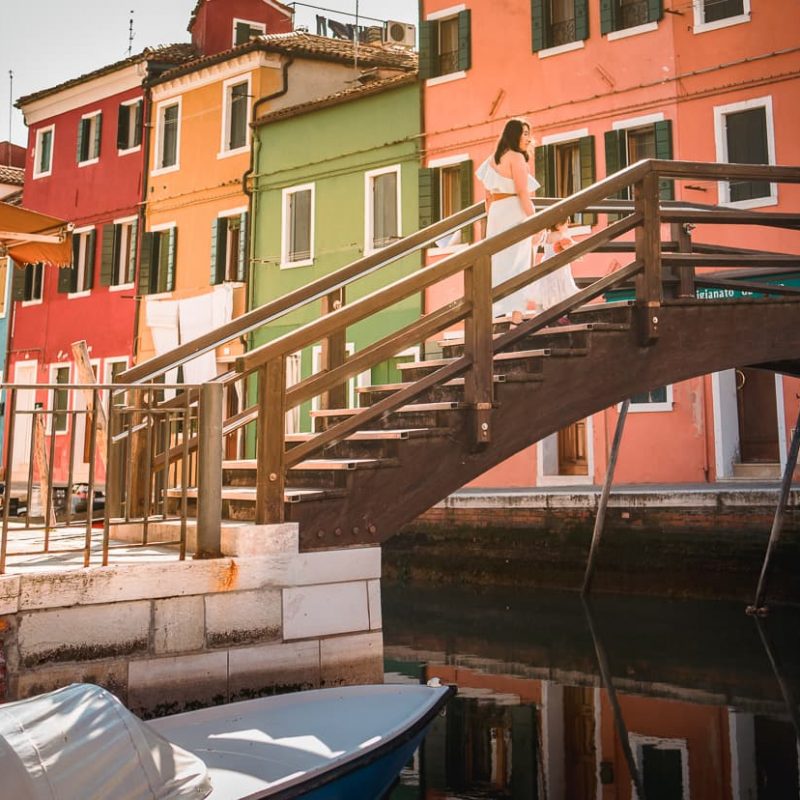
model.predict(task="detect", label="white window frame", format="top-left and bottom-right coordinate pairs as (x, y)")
top-left (104, 357), bottom-right (130, 414)
top-left (118, 99), bottom-right (142, 156)
top-left (714, 95), bottom-right (777, 209)
top-left (630, 734), bottom-right (690, 800)
top-left (693, 0), bottom-right (750, 33)
top-left (620, 384), bottom-right (674, 413)
top-left (152, 96), bottom-right (182, 175)
top-left (232, 17), bottom-right (266, 45)
top-left (217, 205), bottom-right (249, 284)
top-left (33, 124), bottom-right (55, 179)
top-left (77, 110), bottom-right (102, 166)
top-left (68, 225), bottom-right (95, 299)
top-left (47, 363), bottom-right (71, 436)
top-left (219, 74), bottom-right (252, 158)
top-left (540, 128), bottom-right (593, 235)
top-left (424, 5), bottom-right (468, 86)
top-left (20, 262), bottom-right (45, 307)
top-left (109, 215), bottom-right (138, 291)
top-left (364, 165), bottom-right (402, 256)
top-left (427, 154), bottom-right (472, 255)
top-left (281, 183), bottom-right (315, 268)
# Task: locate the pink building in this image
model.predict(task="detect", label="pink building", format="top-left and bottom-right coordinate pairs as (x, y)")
top-left (419, 0), bottom-right (800, 488)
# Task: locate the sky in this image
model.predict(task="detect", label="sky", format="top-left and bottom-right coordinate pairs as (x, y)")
top-left (0, 0), bottom-right (417, 147)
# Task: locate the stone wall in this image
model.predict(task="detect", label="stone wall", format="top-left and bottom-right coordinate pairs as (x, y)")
top-left (0, 523), bottom-right (383, 715)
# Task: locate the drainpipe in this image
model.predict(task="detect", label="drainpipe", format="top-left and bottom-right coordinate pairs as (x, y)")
top-left (242, 54), bottom-right (295, 323)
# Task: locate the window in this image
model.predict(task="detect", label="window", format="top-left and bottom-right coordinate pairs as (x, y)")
top-left (605, 116), bottom-right (674, 203)
top-left (694, 0), bottom-right (749, 30)
top-left (281, 184), bottom-right (314, 267)
top-left (117, 100), bottom-right (142, 152)
top-left (33, 125), bottom-right (54, 178)
top-left (627, 384), bottom-right (673, 412)
top-left (105, 359), bottom-right (129, 410)
top-left (154, 99), bottom-right (181, 172)
top-left (12, 262), bottom-right (44, 303)
top-left (420, 9), bottom-right (471, 81)
top-left (536, 133), bottom-right (596, 225)
top-left (366, 167), bottom-right (401, 252)
top-left (631, 735), bottom-right (689, 799)
top-left (532, 0), bottom-right (589, 52)
top-left (233, 18), bottom-right (266, 45)
top-left (76, 111), bottom-right (102, 164)
top-left (100, 218), bottom-right (137, 287)
top-left (419, 158), bottom-right (473, 245)
top-left (139, 226), bottom-right (177, 294)
top-left (714, 97), bottom-right (776, 208)
top-left (49, 365), bottom-right (70, 434)
top-left (600, 0), bottom-right (662, 35)
top-left (58, 228), bottom-right (95, 295)
top-left (211, 211), bottom-right (248, 283)
top-left (221, 77), bottom-right (250, 154)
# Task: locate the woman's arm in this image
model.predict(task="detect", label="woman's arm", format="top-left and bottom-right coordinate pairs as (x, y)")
top-left (509, 152), bottom-right (535, 216)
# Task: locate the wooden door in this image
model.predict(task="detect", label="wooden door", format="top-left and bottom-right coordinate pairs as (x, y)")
top-left (558, 419), bottom-right (588, 475)
top-left (11, 362), bottom-right (37, 482)
top-left (737, 368), bottom-right (779, 462)
top-left (563, 685), bottom-right (597, 799)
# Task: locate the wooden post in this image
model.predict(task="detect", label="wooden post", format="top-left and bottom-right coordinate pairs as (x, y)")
top-left (320, 288), bottom-right (347, 410)
top-left (71, 340), bottom-right (108, 468)
top-left (33, 411), bottom-right (57, 534)
top-left (256, 358), bottom-right (286, 524)
top-left (463, 255), bottom-right (494, 449)
top-left (196, 382), bottom-right (223, 558)
top-left (634, 170), bottom-right (662, 345)
top-left (582, 399), bottom-right (630, 595)
top-left (674, 222), bottom-right (695, 299)
top-left (746, 404), bottom-right (800, 615)
top-left (1, 389), bottom-right (18, 574)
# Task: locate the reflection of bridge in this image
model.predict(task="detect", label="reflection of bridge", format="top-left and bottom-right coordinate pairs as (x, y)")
top-left (116, 159), bottom-right (800, 553)
top-left (4, 161), bottom-right (798, 565)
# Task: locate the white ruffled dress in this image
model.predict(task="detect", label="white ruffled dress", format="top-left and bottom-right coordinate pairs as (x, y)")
top-left (475, 157), bottom-right (540, 318)
top-left (529, 240), bottom-right (580, 311)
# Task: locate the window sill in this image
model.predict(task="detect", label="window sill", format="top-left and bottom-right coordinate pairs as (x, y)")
top-left (567, 224), bottom-right (592, 236)
top-left (538, 474), bottom-right (594, 486)
top-left (32, 171), bottom-right (52, 180)
top-left (217, 145), bottom-right (249, 160)
top-left (537, 40), bottom-right (584, 59)
top-left (67, 290), bottom-right (91, 299)
top-left (426, 71), bottom-right (467, 88)
top-left (109, 282), bottom-right (135, 292)
top-left (151, 164), bottom-right (180, 176)
top-left (694, 13), bottom-right (750, 34)
top-left (606, 20), bottom-right (658, 41)
top-left (626, 401), bottom-right (674, 413)
top-left (718, 192), bottom-right (778, 211)
top-left (144, 290), bottom-right (174, 300)
top-left (21, 298), bottom-right (44, 307)
top-left (78, 158), bottom-right (99, 168)
top-left (280, 258), bottom-right (314, 269)
top-left (118, 146), bottom-right (141, 157)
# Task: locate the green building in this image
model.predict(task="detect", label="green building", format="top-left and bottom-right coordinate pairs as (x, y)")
top-left (248, 72), bottom-right (421, 430)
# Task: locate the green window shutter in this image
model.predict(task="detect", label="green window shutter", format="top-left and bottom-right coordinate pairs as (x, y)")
top-left (457, 10), bottom-right (471, 72)
top-left (604, 130), bottom-right (627, 218)
top-left (94, 113), bottom-right (102, 159)
top-left (654, 120), bottom-right (674, 201)
top-left (133, 101), bottom-right (142, 148)
top-left (100, 224), bottom-right (115, 286)
top-left (648, 0), bottom-right (663, 22)
top-left (235, 21), bottom-right (251, 45)
top-left (534, 145), bottom-right (555, 198)
top-left (11, 263), bottom-right (26, 301)
top-left (138, 232), bottom-right (153, 295)
top-left (419, 21), bottom-right (438, 80)
top-left (579, 135), bottom-right (596, 225)
top-left (85, 229), bottom-right (96, 290)
top-left (166, 227), bottom-right (177, 292)
top-left (58, 263), bottom-right (74, 293)
top-left (237, 212), bottom-right (248, 282)
top-left (459, 159), bottom-right (474, 243)
top-left (128, 220), bottom-right (138, 284)
top-left (76, 118), bottom-right (85, 163)
top-left (117, 105), bottom-right (129, 150)
top-left (600, 0), bottom-right (614, 34)
top-left (209, 218), bottom-right (221, 285)
top-left (418, 168), bottom-right (439, 229)
top-left (575, 0), bottom-right (589, 40)
top-left (532, 0), bottom-right (545, 51)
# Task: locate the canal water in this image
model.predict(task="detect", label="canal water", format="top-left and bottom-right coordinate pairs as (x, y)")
top-left (383, 581), bottom-right (800, 799)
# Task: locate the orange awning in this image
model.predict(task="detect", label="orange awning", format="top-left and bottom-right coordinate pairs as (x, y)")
top-left (0, 201), bottom-right (73, 267)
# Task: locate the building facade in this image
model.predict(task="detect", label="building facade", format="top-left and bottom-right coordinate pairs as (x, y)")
top-left (419, 0), bottom-right (800, 487)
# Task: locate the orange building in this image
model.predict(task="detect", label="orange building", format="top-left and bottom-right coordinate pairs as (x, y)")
top-left (419, 0), bottom-right (800, 488)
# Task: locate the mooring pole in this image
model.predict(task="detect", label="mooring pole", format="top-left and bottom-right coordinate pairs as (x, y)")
top-left (746, 404), bottom-right (800, 615)
top-left (196, 382), bottom-right (223, 559)
top-left (582, 597), bottom-right (647, 800)
top-left (582, 399), bottom-right (630, 595)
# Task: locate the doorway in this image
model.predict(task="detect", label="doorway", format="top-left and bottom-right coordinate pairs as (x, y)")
top-left (558, 420), bottom-right (589, 476)
top-left (538, 416), bottom-right (594, 485)
top-left (736, 367), bottom-right (780, 463)
top-left (11, 360), bottom-right (37, 482)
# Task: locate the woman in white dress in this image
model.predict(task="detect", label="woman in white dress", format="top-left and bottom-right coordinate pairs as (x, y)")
top-left (529, 220), bottom-right (580, 319)
top-left (475, 119), bottom-right (541, 323)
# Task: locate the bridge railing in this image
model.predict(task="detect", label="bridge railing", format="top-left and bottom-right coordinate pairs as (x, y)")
top-left (114, 159), bottom-right (800, 528)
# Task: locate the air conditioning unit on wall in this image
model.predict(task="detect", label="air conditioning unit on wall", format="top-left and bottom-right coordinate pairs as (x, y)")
top-left (385, 20), bottom-right (416, 48)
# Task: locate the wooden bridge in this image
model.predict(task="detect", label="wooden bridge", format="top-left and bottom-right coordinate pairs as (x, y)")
top-left (7, 159), bottom-right (797, 568)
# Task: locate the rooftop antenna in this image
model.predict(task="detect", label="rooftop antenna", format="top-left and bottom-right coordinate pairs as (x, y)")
top-left (7, 70), bottom-right (12, 162)
top-left (127, 10), bottom-right (135, 56)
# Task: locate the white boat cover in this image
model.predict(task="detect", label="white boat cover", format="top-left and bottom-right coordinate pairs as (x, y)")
top-left (0, 683), bottom-right (212, 800)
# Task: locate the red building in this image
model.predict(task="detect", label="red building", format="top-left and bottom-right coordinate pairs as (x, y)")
top-left (420, 0), bottom-right (800, 488)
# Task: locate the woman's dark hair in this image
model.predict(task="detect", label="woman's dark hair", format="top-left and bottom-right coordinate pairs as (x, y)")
top-left (494, 118), bottom-right (530, 164)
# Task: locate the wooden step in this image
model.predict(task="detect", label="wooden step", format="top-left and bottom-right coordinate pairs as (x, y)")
top-left (310, 401), bottom-right (466, 432)
top-left (165, 486), bottom-right (345, 504)
top-left (284, 427), bottom-right (449, 459)
top-left (356, 376), bottom-right (507, 406)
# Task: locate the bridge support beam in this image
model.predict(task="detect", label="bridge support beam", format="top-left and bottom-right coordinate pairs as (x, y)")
top-left (582, 399), bottom-right (630, 595)
top-left (747, 403), bottom-right (800, 615)
top-left (634, 171), bottom-right (662, 345)
top-left (464, 255), bottom-right (494, 449)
